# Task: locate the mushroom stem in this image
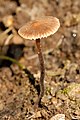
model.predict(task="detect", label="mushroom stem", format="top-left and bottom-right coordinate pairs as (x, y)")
top-left (36, 38), bottom-right (45, 105)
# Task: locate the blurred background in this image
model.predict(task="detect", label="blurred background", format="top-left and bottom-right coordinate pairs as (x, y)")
top-left (0, 0), bottom-right (80, 120)
top-left (0, 0), bottom-right (80, 66)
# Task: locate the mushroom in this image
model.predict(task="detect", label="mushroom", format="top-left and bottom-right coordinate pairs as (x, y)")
top-left (18, 16), bottom-right (60, 106)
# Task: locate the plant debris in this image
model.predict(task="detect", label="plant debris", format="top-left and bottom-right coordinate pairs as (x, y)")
top-left (0, 0), bottom-right (80, 120)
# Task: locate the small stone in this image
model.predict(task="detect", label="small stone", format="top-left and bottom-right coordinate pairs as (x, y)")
top-left (33, 111), bottom-right (41, 118)
top-left (67, 83), bottom-right (80, 100)
top-left (0, 100), bottom-right (4, 111)
top-left (3, 15), bottom-right (14, 27)
top-left (51, 97), bottom-right (57, 105)
top-left (50, 114), bottom-right (65, 120)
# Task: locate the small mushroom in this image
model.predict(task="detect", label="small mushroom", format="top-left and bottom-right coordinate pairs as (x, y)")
top-left (18, 16), bottom-right (60, 106)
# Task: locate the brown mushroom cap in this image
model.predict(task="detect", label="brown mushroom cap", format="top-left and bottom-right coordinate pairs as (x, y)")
top-left (18, 16), bottom-right (60, 40)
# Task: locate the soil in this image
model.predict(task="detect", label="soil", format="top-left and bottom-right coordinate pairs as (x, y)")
top-left (0, 0), bottom-right (80, 120)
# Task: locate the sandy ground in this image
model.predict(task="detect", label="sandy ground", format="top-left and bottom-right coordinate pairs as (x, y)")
top-left (0, 0), bottom-right (80, 120)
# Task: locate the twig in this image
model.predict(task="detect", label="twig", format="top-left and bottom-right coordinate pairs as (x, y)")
top-left (4, 34), bottom-right (13, 45)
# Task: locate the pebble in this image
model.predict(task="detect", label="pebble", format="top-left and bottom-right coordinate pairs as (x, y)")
top-left (50, 114), bottom-right (65, 120)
